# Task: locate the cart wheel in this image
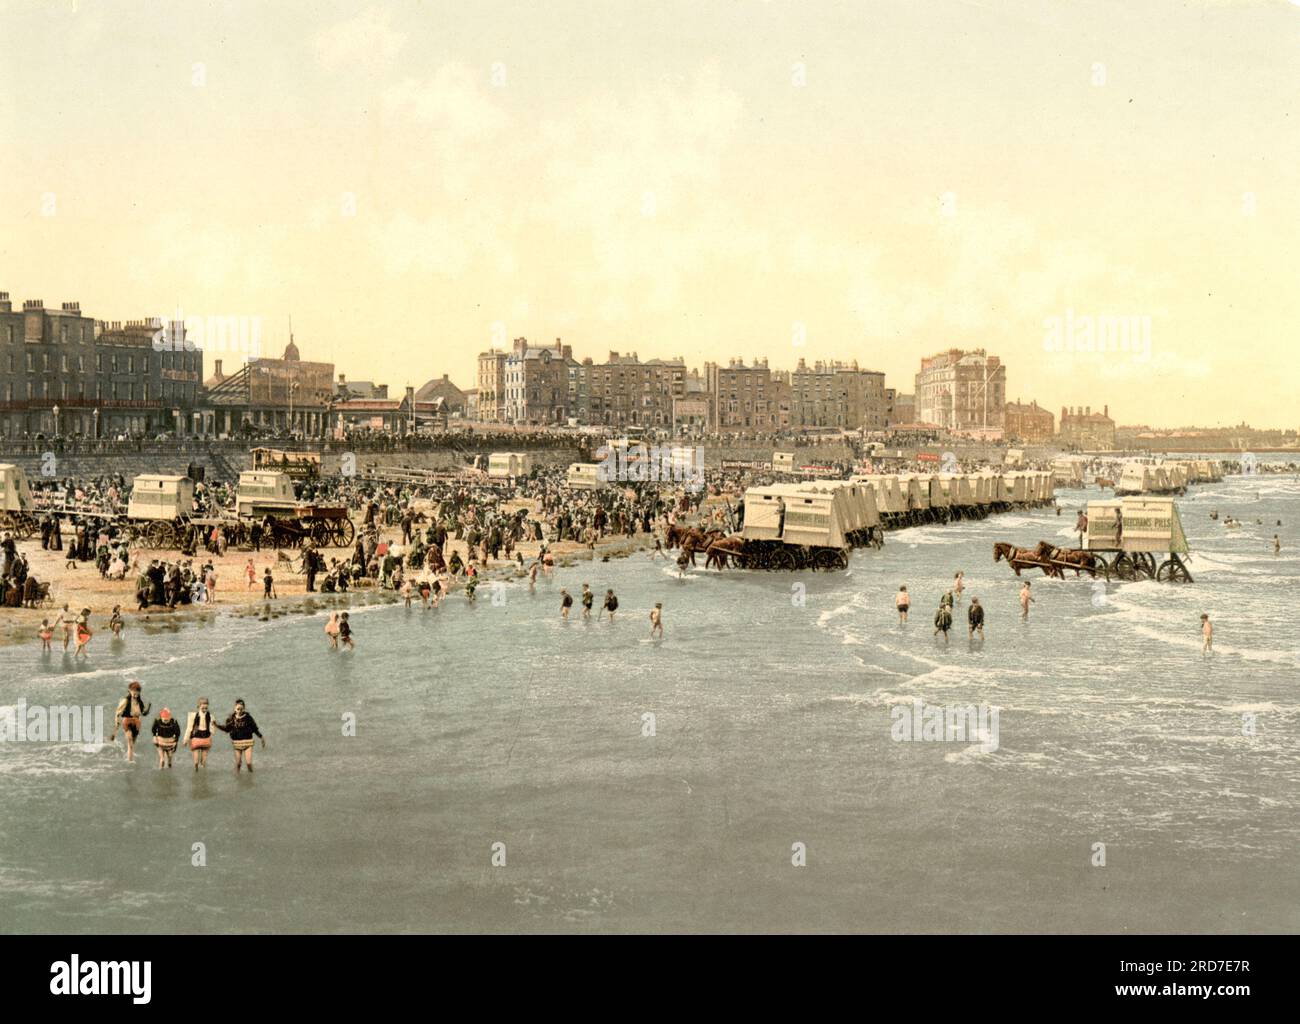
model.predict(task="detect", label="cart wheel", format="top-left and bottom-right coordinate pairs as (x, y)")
top-left (336, 517), bottom-right (356, 546)
top-left (145, 522), bottom-right (170, 548)
top-left (1158, 557), bottom-right (1193, 583)
top-left (770, 547), bottom-right (797, 571)
top-left (812, 549), bottom-right (838, 571)
top-left (309, 520), bottom-right (332, 545)
top-left (1112, 553), bottom-right (1137, 581)
top-left (14, 514), bottom-right (38, 540)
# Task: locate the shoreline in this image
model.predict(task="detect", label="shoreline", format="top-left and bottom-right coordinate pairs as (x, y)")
top-left (0, 529), bottom-right (659, 651)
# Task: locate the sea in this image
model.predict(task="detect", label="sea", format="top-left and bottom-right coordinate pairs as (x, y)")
top-left (1, 464), bottom-right (1297, 933)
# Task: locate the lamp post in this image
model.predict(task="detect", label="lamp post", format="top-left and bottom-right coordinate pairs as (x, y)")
top-left (289, 379), bottom-right (299, 435)
top-left (93, 407), bottom-right (99, 440)
top-left (52, 403), bottom-right (60, 438)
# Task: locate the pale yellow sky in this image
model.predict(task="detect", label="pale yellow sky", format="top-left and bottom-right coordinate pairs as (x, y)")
top-left (1, 0), bottom-right (1297, 427)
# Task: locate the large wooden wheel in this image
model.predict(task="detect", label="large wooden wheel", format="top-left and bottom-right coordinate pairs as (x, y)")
top-left (1111, 553), bottom-right (1137, 581)
top-left (1157, 555), bottom-right (1193, 583)
top-left (144, 521), bottom-right (174, 548)
top-left (333, 517), bottom-right (356, 546)
top-left (769, 547), bottom-right (797, 571)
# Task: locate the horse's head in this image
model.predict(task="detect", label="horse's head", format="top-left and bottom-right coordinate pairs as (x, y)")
top-left (993, 542), bottom-right (1009, 562)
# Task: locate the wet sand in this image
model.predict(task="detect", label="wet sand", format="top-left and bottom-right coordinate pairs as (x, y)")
top-left (1, 522), bottom-right (662, 649)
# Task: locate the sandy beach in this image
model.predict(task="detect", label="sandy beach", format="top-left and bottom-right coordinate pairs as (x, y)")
top-left (2, 521), bottom-right (659, 650)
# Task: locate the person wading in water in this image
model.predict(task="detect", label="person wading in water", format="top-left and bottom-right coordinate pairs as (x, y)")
top-left (182, 697), bottom-right (217, 771)
top-left (214, 699), bottom-right (264, 773)
top-left (111, 681), bottom-right (151, 762)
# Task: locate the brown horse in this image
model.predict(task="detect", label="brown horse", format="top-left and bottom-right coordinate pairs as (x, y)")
top-left (993, 541), bottom-right (1056, 577)
top-left (1095, 476), bottom-right (1114, 490)
top-left (703, 534), bottom-right (747, 569)
top-left (1033, 541), bottom-right (1098, 577)
top-left (668, 525), bottom-right (723, 565)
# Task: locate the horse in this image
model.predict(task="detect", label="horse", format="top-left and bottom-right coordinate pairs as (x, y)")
top-left (993, 541), bottom-right (1051, 577)
top-left (1034, 541), bottom-right (1098, 577)
top-left (1095, 476), bottom-right (1114, 490)
top-left (703, 534), bottom-right (747, 570)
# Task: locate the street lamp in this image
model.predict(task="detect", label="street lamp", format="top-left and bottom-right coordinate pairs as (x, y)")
top-left (52, 403), bottom-right (60, 437)
top-left (93, 408), bottom-right (99, 440)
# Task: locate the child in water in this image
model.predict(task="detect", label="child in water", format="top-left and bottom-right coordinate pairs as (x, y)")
top-left (109, 605), bottom-right (124, 638)
top-left (152, 708), bottom-right (180, 769)
top-left (325, 611), bottom-right (340, 650)
top-left (650, 603), bottom-right (663, 639)
top-left (38, 620), bottom-right (53, 651)
top-left (338, 612), bottom-right (354, 649)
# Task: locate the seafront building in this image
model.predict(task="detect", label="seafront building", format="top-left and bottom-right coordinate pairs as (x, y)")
top-left (1058, 405), bottom-right (1116, 450)
top-left (0, 293), bottom-right (204, 438)
top-left (914, 348), bottom-right (1006, 437)
top-left (1003, 399), bottom-right (1055, 443)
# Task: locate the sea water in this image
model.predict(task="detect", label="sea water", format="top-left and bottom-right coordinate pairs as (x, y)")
top-left (1, 469), bottom-right (1296, 933)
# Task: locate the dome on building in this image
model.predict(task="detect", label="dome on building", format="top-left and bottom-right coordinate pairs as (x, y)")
top-left (283, 337), bottom-right (300, 361)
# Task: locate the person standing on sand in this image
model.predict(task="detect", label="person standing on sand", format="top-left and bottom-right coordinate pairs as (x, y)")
top-left (263, 567), bottom-right (276, 600)
top-left (1201, 613), bottom-right (1213, 653)
top-left (245, 559), bottom-right (256, 589)
top-left (968, 597), bottom-right (985, 639)
top-left (895, 586), bottom-right (910, 624)
top-left (111, 681), bottom-right (151, 762)
top-left (1019, 582), bottom-right (1034, 619)
top-left (152, 708), bottom-right (180, 769)
top-left (214, 699), bottom-right (264, 773)
top-left (650, 603), bottom-right (664, 639)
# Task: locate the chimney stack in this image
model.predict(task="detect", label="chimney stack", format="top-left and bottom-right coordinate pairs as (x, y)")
top-left (0, 291), bottom-right (9, 313)
top-left (214, 359), bottom-right (223, 378)
top-left (24, 299), bottom-right (43, 310)
top-left (1104, 404), bottom-right (1108, 418)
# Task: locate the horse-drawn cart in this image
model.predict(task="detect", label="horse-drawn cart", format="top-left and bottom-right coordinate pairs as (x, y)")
top-left (1082, 497), bottom-right (1193, 582)
top-left (994, 497), bottom-right (1192, 583)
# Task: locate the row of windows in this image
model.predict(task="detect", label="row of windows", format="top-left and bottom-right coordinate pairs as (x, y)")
top-left (0, 379), bottom-right (196, 402)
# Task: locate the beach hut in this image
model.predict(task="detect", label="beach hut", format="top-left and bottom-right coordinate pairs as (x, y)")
top-left (236, 470), bottom-right (298, 518)
top-left (128, 475), bottom-right (196, 522)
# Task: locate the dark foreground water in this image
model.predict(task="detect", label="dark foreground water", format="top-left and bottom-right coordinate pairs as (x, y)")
top-left (2, 469), bottom-right (1297, 933)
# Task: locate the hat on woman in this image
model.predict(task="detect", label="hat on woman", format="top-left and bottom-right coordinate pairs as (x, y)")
top-left (128, 680), bottom-right (142, 691)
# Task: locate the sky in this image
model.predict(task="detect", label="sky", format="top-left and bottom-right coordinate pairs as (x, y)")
top-left (1, 0), bottom-right (1297, 428)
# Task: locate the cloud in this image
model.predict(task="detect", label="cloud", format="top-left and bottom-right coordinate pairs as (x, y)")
top-left (315, 8), bottom-right (406, 71)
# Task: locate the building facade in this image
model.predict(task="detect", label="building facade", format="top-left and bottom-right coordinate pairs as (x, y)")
top-left (0, 295), bottom-right (202, 438)
top-left (705, 359), bottom-right (789, 433)
top-left (1058, 405), bottom-right (1116, 450)
top-left (914, 348), bottom-right (1005, 434)
top-left (1003, 399), bottom-right (1055, 443)
top-left (502, 337), bottom-right (575, 424)
top-left (203, 337), bottom-right (334, 437)
top-left (476, 349), bottom-right (508, 423)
